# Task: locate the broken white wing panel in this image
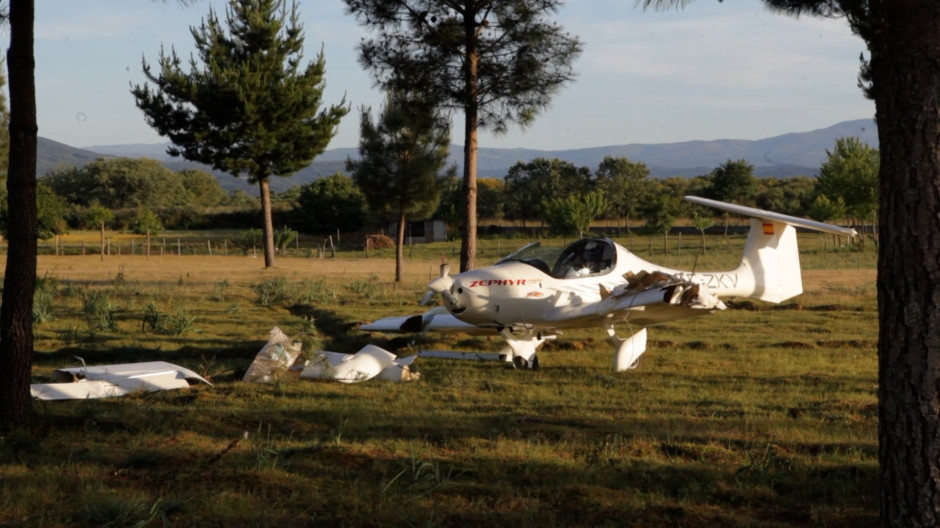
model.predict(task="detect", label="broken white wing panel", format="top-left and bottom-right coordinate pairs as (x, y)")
top-left (596, 277), bottom-right (726, 327)
top-left (300, 345), bottom-right (419, 383)
top-left (377, 354), bottom-right (420, 382)
top-left (31, 361), bottom-right (211, 401)
top-left (298, 351), bottom-right (350, 380)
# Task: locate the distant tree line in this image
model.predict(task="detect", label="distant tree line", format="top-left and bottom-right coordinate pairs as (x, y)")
top-left (4, 135), bottom-right (876, 243)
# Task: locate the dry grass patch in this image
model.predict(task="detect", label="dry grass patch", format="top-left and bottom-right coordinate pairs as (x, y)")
top-left (0, 238), bottom-right (879, 527)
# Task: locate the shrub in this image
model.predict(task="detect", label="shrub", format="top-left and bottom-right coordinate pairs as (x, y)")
top-left (83, 290), bottom-right (116, 331)
top-left (255, 277), bottom-right (291, 306)
top-left (32, 274), bottom-right (58, 324)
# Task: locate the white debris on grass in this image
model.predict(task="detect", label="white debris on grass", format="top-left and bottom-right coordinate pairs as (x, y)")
top-left (31, 360), bottom-right (212, 400)
top-left (301, 344), bottom-right (419, 383)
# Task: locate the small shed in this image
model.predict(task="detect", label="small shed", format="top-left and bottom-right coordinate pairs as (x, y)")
top-left (388, 219), bottom-right (447, 243)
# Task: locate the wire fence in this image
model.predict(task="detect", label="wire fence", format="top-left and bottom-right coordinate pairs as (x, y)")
top-left (19, 225), bottom-right (867, 268)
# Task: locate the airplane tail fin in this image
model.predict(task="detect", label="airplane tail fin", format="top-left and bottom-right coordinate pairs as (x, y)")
top-left (735, 217), bottom-right (804, 302)
top-left (684, 196), bottom-right (857, 303)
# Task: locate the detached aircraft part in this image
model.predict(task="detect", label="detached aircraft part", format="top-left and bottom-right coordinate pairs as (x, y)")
top-left (608, 327), bottom-right (647, 371)
top-left (361, 196), bottom-right (858, 372)
top-left (300, 345), bottom-right (420, 383)
top-left (243, 326), bottom-right (303, 383)
top-left (30, 360), bottom-right (212, 401)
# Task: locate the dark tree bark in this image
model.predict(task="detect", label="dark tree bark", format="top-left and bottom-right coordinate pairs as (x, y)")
top-left (870, 2), bottom-right (940, 525)
top-left (459, 11), bottom-right (480, 273)
top-left (395, 207), bottom-right (406, 282)
top-left (258, 178), bottom-right (276, 268)
top-left (0, 0), bottom-right (37, 427)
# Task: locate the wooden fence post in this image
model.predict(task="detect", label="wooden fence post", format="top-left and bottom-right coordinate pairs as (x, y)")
top-left (100, 220), bottom-right (105, 261)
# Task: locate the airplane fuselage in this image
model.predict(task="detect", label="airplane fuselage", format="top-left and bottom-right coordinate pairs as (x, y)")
top-left (443, 242), bottom-right (650, 329)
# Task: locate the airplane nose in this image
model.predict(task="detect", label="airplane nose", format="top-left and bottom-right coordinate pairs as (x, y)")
top-left (421, 275), bottom-right (467, 315)
top-left (445, 278), bottom-right (467, 314)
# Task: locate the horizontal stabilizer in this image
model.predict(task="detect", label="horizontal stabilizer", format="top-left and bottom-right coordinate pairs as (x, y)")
top-left (685, 196), bottom-right (858, 236)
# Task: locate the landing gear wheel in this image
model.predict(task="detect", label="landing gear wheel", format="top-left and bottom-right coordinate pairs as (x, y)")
top-left (511, 354), bottom-right (540, 370)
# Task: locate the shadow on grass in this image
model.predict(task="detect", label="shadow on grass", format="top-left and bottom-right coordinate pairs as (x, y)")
top-left (7, 361), bottom-right (881, 528)
top-left (31, 343), bottom-right (264, 384)
top-left (288, 304), bottom-right (416, 353)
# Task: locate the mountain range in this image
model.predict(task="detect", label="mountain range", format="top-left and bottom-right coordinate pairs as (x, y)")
top-left (38, 118), bottom-right (878, 195)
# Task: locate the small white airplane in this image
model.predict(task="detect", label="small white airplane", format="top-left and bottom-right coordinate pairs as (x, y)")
top-left (361, 196), bottom-right (857, 371)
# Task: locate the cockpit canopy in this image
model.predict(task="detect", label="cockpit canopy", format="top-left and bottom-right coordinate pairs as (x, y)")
top-left (551, 238), bottom-right (617, 278)
top-left (498, 238), bottom-right (618, 279)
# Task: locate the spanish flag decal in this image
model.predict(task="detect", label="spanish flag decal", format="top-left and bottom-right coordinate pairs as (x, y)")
top-left (762, 223), bottom-right (774, 235)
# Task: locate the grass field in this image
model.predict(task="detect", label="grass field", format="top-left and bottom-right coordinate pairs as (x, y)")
top-left (1, 233), bottom-right (878, 527)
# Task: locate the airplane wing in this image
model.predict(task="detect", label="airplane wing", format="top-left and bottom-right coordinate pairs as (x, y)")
top-left (595, 271), bottom-right (727, 327)
top-left (361, 307), bottom-right (492, 335)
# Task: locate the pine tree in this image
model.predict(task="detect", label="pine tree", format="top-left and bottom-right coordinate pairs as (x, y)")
top-left (131, 0), bottom-right (348, 267)
top-left (347, 92), bottom-right (453, 281)
top-left (345, 0), bottom-right (581, 271)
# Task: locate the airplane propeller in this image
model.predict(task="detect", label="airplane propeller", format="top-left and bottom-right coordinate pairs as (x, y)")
top-left (420, 260), bottom-right (457, 307)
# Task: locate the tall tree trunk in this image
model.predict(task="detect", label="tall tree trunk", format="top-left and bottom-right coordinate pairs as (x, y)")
top-left (460, 15), bottom-right (479, 273)
top-left (0, 0), bottom-right (37, 427)
top-left (258, 178), bottom-right (276, 268)
top-left (462, 105), bottom-right (478, 273)
top-left (870, 2), bottom-right (940, 525)
top-left (395, 208), bottom-right (406, 282)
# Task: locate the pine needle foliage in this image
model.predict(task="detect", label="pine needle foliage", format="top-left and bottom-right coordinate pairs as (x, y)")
top-left (345, 0), bottom-right (582, 271)
top-left (347, 92), bottom-right (454, 281)
top-left (131, 0), bottom-right (349, 268)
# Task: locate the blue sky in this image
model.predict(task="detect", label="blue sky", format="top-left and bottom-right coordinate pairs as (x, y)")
top-left (13, 0), bottom-right (874, 151)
